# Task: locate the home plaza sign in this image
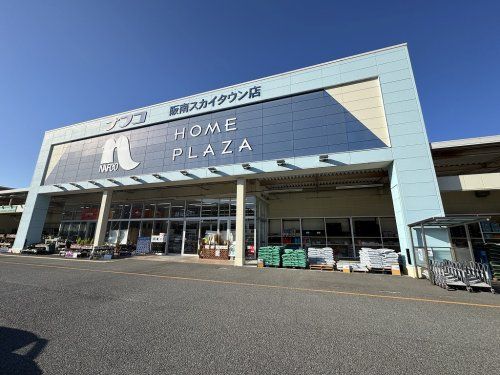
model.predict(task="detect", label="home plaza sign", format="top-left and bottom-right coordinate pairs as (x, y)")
top-left (99, 116), bottom-right (253, 173)
top-left (170, 118), bottom-right (252, 161)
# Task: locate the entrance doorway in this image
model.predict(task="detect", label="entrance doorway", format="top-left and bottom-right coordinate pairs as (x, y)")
top-left (183, 221), bottom-right (199, 255)
top-left (168, 221), bottom-right (183, 254)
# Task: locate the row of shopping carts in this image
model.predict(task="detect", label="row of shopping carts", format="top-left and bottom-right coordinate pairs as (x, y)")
top-left (428, 259), bottom-right (495, 293)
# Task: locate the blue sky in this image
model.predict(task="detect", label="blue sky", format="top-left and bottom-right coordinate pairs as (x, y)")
top-left (1, 1), bottom-right (499, 188)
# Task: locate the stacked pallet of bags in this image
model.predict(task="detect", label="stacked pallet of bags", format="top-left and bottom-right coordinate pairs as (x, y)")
top-left (359, 248), bottom-right (384, 269)
top-left (382, 249), bottom-right (400, 268)
top-left (282, 249), bottom-right (307, 268)
top-left (257, 246), bottom-right (283, 266)
top-left (359, 247), bottom-right (399, 270)
top-left (307, 247), bottom-right (335, 267)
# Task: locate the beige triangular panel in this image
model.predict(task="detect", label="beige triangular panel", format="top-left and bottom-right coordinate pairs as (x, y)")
top-left (45, 144), bottom-right (69, 178)
top-left (326, 78), bottom-right (391, 147)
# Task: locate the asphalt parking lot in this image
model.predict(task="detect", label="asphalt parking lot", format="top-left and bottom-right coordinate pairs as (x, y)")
top-left (1, 254), bottom-right (499, 374)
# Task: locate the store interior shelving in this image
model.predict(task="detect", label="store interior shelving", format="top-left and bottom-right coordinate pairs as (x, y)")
top-left (266, 217), bottom-right (400, 257)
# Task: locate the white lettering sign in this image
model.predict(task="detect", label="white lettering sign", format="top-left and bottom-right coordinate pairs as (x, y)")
top-left (169, 117), bottom-right (253, 160)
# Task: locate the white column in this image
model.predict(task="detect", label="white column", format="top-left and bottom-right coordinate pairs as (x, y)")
top-left (235, 179), bottom-right (246, 266)
top-left (12, 192), bottom-right (50, 251)
top-left (93, 190), bottom-right (113, 247)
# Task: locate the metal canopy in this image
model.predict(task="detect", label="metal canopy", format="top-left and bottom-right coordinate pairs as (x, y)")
top-left (408, 215), bottom-right (491, 228)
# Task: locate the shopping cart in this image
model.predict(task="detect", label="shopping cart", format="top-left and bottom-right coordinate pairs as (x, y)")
top-left (429, 260), bottom-right (495, 293)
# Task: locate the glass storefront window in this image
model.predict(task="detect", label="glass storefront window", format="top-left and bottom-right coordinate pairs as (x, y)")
top-left (170, 201), bottom-right (185, 218)
top-left (141, 221), bottom-right (153, 237)
top-left (219, 199), bottom-right (231, 217)
top-left (143, 203), bottom-right (155, 218)
top-left (61, 207), bottom-right (74, 221)
top-left (73, 206), bottom-right (83, 222)
top-left (121, 204), bottom-right (131, 219)
top-left (481, 217), bottom-right (500, 243)
top-left (59, 222), bottom-right (70, 237)
top-left (77, 222), bottom-right (86, 239)
top-left (155, 203), bottom-right (170, 218)
top-left (185, 200), bottom-right (202, 217)
top-left (230, 200), bottom-right (237, 217)
top-left (201, 199), bottom-right (218, 217)
top-left (127, 221), bottom-right (139, 244)
top-left (468, 223), bottom-right (482, 239)
top-left (130, 204), bottom-right (143, 219)
top-left (109, 204), bottom-right (121, 220)
top-left (449, 225), bottom-right (467, 239)
top-left (245, 218), bottom-right (256, 259)
top-left (219, 219), bottom-right (228, 240)
top-left (107, 221), bottom-right (120, 244)
top-left (86, 222), bottom-right (96, 240)
top-left (68, 223), bottom-right (79, 241)
top-left (153, 220), bottom-right (168, 235)
top-left (245, 197), bottom-right (255, 217)
top-left (229, 220), bottom-right (236, 243)
top-left (81, 205), bottom-right (99, 221)
top-left (200, 220), bottom-right (218, 238)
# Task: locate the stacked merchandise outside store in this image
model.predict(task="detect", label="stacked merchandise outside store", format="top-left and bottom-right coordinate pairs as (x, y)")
top-left (307, 247), bottom-right (335, 268)
top-left (258, 246), bottom-right (283, 267)
top-left (282, 248), bottom-right (307, 268)
top-left (359, 247), bottom-right (400, 270)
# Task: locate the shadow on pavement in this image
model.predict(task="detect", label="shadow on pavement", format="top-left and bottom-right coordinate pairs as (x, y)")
top-left (0, 326), bottom-right (47, 374)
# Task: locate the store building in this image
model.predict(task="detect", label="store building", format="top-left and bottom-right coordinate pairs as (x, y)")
top-left (2, 44), bottom-right (500, 275)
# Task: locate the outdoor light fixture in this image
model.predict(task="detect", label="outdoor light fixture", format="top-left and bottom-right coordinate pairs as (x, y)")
top-left (276, 159), bottom-right (286, 166)
top-left (54, 184), bottom-right (64, 190)
top-left (208, 167), bottom-right (217, 173)
top-left (152, 173), bottom-right (163, 179)
top-left (69, 182), bottom-right (80, 188)
top-left (180, 170), bottom-right (189, 176)
top-left (130, 176), bottom-right (141, 181)
top-left (319, 154), bottom-right (329, 162)
top-left (107, 178), bottom-right (118, 184)
top-left (242, 163), bottom-right (251, 170)
top-left (88, 180), bottom-right (99, 186)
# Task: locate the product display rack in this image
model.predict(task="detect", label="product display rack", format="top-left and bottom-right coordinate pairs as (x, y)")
top-left (282, 219), bottom-right (301, 246)
top-left (481, 220), bottom-right (500, 244)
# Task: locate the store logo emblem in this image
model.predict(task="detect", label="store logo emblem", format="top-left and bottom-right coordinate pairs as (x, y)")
top-left (99, 136), bottom-right (140, 173)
